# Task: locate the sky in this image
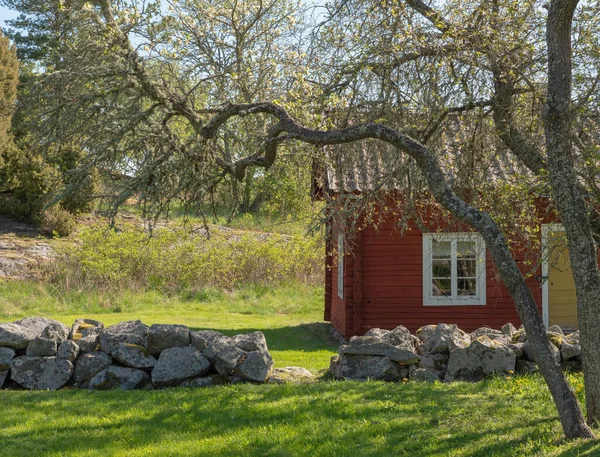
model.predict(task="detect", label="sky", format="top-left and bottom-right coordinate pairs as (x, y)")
top-left (0, 6), bottom-right (18, 29)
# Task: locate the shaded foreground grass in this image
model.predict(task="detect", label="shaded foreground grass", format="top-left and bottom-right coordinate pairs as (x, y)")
top-left (0, 281), bottom-right (337, 370)
top-left (1, 376), bottom-right (598, 457)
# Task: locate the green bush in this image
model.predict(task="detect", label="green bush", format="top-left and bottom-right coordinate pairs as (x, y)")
top-left (50, 224), bottom-right (324, 292)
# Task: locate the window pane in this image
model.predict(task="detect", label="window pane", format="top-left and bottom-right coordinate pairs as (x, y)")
top-left (432, 259), bottom-right (451, 278)
top-left (432, 239), bottom-right (451, 258)
top-left (433, 278), bottom-right (451, 296)
top-left (457, 258), bottom-right (476, 277)
top-left (457, 278), bottom-right (477, 296)
top-left (457, 240), bottom-right (476, 257)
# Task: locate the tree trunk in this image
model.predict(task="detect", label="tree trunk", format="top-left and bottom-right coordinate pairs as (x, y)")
top-left (545, 0), bottom-right (600, 427)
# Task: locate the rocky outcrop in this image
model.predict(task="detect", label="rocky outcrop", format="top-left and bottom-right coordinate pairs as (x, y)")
top-left (267, 367), bottom-right (314, 384)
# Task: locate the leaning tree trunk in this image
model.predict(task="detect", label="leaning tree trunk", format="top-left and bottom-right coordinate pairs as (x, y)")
top-left (545, 0), bottom-right (600, 426)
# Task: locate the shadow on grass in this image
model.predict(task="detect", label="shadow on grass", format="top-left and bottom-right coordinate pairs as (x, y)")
top-left (190, 322), bottom-right (340, 354)
top-left (2, 381), bottom-right (599, 457)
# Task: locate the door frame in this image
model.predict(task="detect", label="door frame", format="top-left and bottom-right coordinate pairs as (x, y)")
top-left (541, 223), bottom-right (564, 328)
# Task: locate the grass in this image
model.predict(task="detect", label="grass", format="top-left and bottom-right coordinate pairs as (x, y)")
top-left (0, 375), bottom-right (599, 456)
top-left (2, 279), bottom-right (600, 455)
top-left (0, 281), bottom-right (337, 370)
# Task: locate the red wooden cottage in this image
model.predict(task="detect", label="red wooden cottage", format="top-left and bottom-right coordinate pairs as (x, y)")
top-left (316, 130), bottom-right (579, 339)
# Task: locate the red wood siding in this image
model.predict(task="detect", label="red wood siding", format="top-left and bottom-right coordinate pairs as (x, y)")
top-left (328, 222), bottom-right (543, 338)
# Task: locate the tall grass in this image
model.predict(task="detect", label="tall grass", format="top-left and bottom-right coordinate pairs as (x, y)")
top-left (46, 224), bottom-right (324, 294)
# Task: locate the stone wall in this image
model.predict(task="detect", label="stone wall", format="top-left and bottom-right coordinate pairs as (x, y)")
top-left (0, 317), bottom-right (278, 390)
top-left (330, 323), bottom-right (581, 382)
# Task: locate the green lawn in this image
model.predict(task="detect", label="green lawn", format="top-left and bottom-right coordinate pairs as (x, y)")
top-left (2, 281), bottom-right (600, 456)
top-left (1, 376), bottom-right (599, 456)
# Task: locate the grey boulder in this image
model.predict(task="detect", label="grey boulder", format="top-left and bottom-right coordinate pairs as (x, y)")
top-left (57, 340), bottom-right (80, 362)
top-left (152, 346), bottom-right (211, 387)
top-left (26, 337), bottom-right (57, 357)
top-left (74, 352), bottom-right (112, 385)
top-left (0, 323), bottom-right (37, 349)
top-left (410, 368), bottom-right (440, 383)
top-left (14, 317), bottom-right (69, 339)
top-left (522, 339), bottom-right (561, 363)
top-left (112, 343), bottom-right (157, 369)
top-left (341, 336), bottom-right (419, 364)
top-left (10, 356), bottom-right (73, 390)
top-left (202, 336), bottom-right (246, 377)
top-left (560, 341), bottom-right (582, 361)
top-left (445, 337), bottom-right (516, 382)
top-left (41, 322), bottom-right (70, 344)
top-left (423, 324), bottom-right (471, 355)
top-left (75, 327), bottom-right (102, 353)
top-left (0, 347), bottom-right (15, 388)
top-left (99, 320), bottom-right (149, 355)
top-left (190, 330), bottom-right (225, 352)
top-left (267, 366), bottom-right (314, 384)
top-left (89, 366), bottom-right (150, 391)
top-left (233, 351), bottom-right (273, 382)
top-left (145, 324), bottom-right (190, 356)
top-left (330, 354), bottom-right (408, 381)
top-left (232, 331), bottom-right (269, 353)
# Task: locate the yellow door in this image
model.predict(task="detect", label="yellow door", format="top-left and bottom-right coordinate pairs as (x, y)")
top-left (547, 230), bottom-right (578, 329)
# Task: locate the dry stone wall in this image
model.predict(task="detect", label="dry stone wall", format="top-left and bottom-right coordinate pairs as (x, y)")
top-left (330, 323), bottom-right (582, 382)
top-left (0, 317), bottom-right (278, 390)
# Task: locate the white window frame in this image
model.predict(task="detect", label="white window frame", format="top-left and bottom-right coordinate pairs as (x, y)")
top-left (422, 232), bottom-right (486, 306)
top-left (337, 233), bottom-right (344, 299)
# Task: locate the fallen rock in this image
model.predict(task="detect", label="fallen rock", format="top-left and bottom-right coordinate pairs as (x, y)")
top-left (70, 319), bottom-right (104, 339)
top-left (233, 351), bottom-right (273, 383)
top-left (74, 352), bottom-right (112, 385)
top-left (112, 343), bottom-right (157, 370)
top-left (0, 323), bottom-right (37, 349)
top-left (99, 320), bottom-right (149, 355)
top-left (341, 336), bottom-right (419, 364)
top-left (57, 340), bottom-right (80, 362)
top-left (10, 356), bottom-right (73, 390)
top-left (89, 366), bottom-right (150, 390)
top-left (423, 324), bottom-right (471, 355)
top-left (26, 337), bottom-right (57, 357)
top-left (382, 326), bottom-right (415, 351)
top-left (145, 324), bottom-right (190, 356)
top-left (330, 354), bottom-right (408, 381)
top-left (547, 331), bottom-right (565, 348)
top-left (267, 366), bottom-right (314, 384)
top-left (152, 346), bottom-right (211, 387)
top-left (445, 337), bottom-right (516, 382)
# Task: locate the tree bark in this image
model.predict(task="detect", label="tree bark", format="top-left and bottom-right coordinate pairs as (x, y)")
top-left (545, 0), bottom-right (600, 427)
